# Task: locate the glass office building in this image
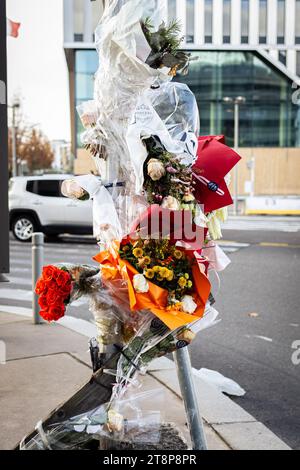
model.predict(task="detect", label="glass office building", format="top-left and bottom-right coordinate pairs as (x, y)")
top-left (74, 49), bottom-right (300, 150)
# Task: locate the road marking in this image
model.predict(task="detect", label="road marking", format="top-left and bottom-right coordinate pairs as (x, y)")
top-left (0, 288), bottom-right (32, 301)
top-left (6, 276), bottom-right (31, 287)
top-left (259, 242), bottom-right (300, 248)
top-left (254, 335), bottom-right (273, 342)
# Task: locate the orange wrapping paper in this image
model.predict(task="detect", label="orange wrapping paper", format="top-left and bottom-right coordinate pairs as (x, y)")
top-left (94, 247), bottom-right (211, 330)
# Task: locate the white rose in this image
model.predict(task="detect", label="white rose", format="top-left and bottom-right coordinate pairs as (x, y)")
top-left (147, 158), bottom-right (166, 181)
top-left (181, 295), bottom-right (197, 314)
top-left (61, 179), bottom-right (87, 200)
top-left (133, 274), bottom-right (149, 293)
top-left (161, 195), bottom-right (181, 210)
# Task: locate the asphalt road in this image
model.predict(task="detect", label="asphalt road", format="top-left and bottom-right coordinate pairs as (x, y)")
top-left (190, 228), bottom-right (300, 450)
top-left (1, 223), bottom-right (300, 449)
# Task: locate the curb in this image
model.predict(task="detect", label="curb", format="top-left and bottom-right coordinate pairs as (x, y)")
top-left (148, 357), bottom-right (290, 450)
top-left (0, 306), bottom-right (291, 450)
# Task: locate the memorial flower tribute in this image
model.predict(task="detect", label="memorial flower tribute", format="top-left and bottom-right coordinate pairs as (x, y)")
top-left (22, 0), bottom-right (241, 450)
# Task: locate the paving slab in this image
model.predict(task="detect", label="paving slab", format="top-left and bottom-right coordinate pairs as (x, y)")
top-left (0, 353), bottom-right (91, 450)
top-left (151, 368), bottom-right (256, 425)
top-left (212, 422), bottom-right (291, 450)
top-left (0, 315), bottom-right (89, 361)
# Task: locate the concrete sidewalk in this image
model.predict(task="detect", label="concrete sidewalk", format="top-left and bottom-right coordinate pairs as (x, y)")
top-left (0, 310), bottom-right (290, 450)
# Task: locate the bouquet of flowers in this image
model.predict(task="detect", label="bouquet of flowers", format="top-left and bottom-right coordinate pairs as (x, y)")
top-left (35, 264), bottom-right (99, 322)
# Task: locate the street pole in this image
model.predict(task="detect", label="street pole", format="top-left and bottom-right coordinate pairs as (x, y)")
top-left (173, 347), bottom-right (208, 450)
top-left (234, 102), bottom-right (239, 216)
top-left (32, 233), bottom-right (44, 324)
top-left (12, 104), bottom-right (18, 177)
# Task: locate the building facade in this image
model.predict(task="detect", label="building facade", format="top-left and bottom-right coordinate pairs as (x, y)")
top-left (63, 0), bottom-right (300, 206)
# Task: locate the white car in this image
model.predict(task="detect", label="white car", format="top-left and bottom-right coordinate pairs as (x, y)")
top-left (9, 175), bottom-right (93, 242)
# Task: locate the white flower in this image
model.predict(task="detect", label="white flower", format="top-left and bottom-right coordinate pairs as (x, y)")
top-left (147, 158), bottom-right (166, 181)
top-left (61, 179), bottom-right (87, 200)
top-left (133, 274), bottom-right (149, 293)
top-left (161, 195), bottom-right (181, 210)
top-left (181, 295), bottom-right (197, 314)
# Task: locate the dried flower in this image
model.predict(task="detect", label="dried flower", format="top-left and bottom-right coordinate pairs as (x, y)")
top-left (177, 328), bottom-right (196, 343)
top-left (147, 158), bottom-right (166, 181)
top-left (61, 179), bottom-right (89, 201)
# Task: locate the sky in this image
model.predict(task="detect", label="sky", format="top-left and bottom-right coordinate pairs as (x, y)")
top-left (6, 0), bottom-right (71, 142)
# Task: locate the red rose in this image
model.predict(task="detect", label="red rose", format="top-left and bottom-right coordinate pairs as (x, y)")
top-left (38, 294), bottom-right (48, 310)
top-left (42, 265), bottom-right (56, 282)
top-left (48, 304), bottom-right (65, 321)
top-left (39, 309), bottom-right (51, 321)
top-left (46, 288), bottom-right (60, 306)
top-left (35, 278), bottom-right (47, 295)
top-left (56, 270), bottom-right (71, 287)
top-left (39, 305), bottom-right (65, 322)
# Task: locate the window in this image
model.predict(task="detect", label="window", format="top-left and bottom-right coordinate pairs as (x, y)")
top-left (241, 0), bottom-right (249, 43)
top-left (204, 0), bottom-right (213, 43)
top-left (174, 50), bottom-right (298, 147)
top-left (26, 180), bottom-right (62, 197)
top-left (223, 0), bottom-right (231, 43)
top-left (36, 180), bottom-right (61, 198)
top-left (26, 180), bottom-right (36, 194)
top-left (295, 1), bottom-right (300, 44)
top-left (186, 0), bottom-right (195, 43)
top-left (168, 0), bottom-right (176, 22)
top-left (278, 50), bottom-right (286, 66)
top-left (277, 0), bottom-right (285, 44)
top-left (259, 0), bottom-right (267, 44)
top-left (75, 50), bottom-right (99, 147)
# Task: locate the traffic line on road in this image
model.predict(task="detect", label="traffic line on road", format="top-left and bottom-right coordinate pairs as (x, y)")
top-left (5, 276), bottom-right (31, 287)
top-left (259, 242), bottom-right (300, 248)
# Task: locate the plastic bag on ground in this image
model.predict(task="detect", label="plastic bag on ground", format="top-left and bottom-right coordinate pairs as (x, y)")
top-left (193, 368), bottom-right (246, 397)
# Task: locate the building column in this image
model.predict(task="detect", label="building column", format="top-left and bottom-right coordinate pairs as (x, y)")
top-left (231, 0), bottom-right (241, 46)
top-left (161, 0), bottom-right (168, 23)
top-left (84, 0), bottom-right (93, 43)
top-left (64, 0), bottom-right (74, 43)
top-left (177, 0), bottom-right (187, 41)
top-left (249, 0), bottom-right (259, 45)
top-left (195, 0), bottom-right (205, 45)
top-left (267, 0), bottom-right (277, 45)
top-left (213, 0), bottom-right (223, 45)
top-left (285, 0), bottom-right (296, 47)
top-left (287, 49), bottom-right (297, 76)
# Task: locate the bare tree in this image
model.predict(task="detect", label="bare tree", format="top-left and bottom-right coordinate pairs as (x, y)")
top-left (8, 107), bottom-right (54, 175)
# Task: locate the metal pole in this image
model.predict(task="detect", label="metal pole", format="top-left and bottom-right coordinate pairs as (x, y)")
top-left (0, 0), bottom-right (10, 277)
top-left (32, 232), bottom-right (44, 324)
top-left (12, 105), bottom-right (17, 178)
top-left (173, 347), bottom-right (208, 450)
top-left (233, 102), bottom-right (239, 216)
